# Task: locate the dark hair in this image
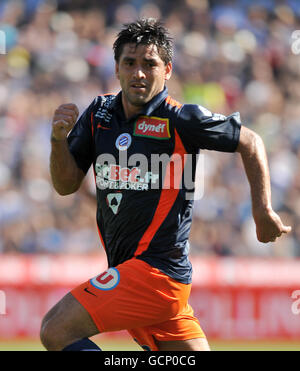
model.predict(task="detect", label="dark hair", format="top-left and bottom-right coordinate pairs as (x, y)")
top-left (113, 18), bottom-right (173, 65)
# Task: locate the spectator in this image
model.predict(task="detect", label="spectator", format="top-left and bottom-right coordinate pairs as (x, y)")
top-left (0, 0), bottom-right (299, 256)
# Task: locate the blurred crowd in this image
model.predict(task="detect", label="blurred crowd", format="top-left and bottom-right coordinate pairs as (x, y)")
top-left (0, 0), bottom-right (300, 257)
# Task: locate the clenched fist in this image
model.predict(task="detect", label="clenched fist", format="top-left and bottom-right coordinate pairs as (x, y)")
top-left (51, 103), bottom-right (79, 141)
top-left (253, 208), bottom-right (292, 243)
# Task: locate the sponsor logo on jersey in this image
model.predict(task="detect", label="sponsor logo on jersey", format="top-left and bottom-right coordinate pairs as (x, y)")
top-left (95, 163), bottom-right (159, 191)
top-left (83, 287), bottom-right (97, 297)
top-left (106, 192), bottom-right (123, 214)
top-left (115, 133), bottom-right (132, 151)
top-left (134, 116), bottom-right (170, 139)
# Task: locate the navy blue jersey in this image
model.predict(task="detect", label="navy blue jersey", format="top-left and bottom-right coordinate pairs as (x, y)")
top-left (67, 87), bottom-right (241, 284)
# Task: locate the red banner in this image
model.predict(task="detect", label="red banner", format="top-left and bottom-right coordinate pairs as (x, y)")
top-left (0, 255), bottom-right (300, 339)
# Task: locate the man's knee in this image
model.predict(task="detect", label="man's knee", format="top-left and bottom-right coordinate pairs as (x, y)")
top-left (40, 294), bottom-right (74, 350)
top-left (40, 302), bottom-right (72, 351)
top-left (40, 317), bottom-right (63, 351)
top-left (40, 292), bottom-right (99, 351)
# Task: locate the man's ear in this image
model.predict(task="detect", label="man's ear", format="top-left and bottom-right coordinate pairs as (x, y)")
top-left (165, 62), bottom-right (172, 81)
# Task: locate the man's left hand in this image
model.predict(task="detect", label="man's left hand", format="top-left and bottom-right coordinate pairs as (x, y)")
top-left (253, 208), bottom-right (292, 243)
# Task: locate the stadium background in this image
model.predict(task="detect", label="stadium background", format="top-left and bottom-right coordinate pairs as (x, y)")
top-left (0, 0), bottom-right (300, 350)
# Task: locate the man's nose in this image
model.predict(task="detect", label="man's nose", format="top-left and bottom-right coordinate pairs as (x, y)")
top-left (133, 65), bottom-right (146, 79)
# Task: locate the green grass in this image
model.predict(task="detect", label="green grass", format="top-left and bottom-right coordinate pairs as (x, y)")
top-left (0, 338), bottom-right (140, 351)
top-left (209, 340), bottom-right (300, 351)
top-left (0, 338), bottom-right (300, 351)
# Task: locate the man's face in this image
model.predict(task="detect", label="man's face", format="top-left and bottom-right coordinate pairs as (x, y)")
top-left (115, 43), bottom-right (172, 115)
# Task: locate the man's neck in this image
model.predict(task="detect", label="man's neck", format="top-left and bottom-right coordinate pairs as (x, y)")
top-left (122, 99), bottom-right (143, 120)
top-left (120, 87), bottom-right (167, 120)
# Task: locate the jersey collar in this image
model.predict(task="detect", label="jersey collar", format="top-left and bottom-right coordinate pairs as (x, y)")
top-left (109, 86), bottom-right (169, 120)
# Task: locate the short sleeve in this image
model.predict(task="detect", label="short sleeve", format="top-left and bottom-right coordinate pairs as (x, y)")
top-left (176, 104), bottom-right (241, 153)
top-left (67, 99), bottom-right (96, 174)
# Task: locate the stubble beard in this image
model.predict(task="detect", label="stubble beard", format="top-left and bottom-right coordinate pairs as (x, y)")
top-left (125, 90), bottom-right (150, 108)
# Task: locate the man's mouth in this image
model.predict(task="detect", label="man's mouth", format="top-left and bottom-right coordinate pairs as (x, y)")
top-left (130, 82), bottom-right (147, 90)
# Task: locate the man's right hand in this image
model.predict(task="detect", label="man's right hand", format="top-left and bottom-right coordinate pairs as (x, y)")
top-left (51, 103), bottom-right (79, 141)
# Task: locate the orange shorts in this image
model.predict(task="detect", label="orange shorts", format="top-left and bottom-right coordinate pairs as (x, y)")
top-left (71, 258), bottom-right (205, 351)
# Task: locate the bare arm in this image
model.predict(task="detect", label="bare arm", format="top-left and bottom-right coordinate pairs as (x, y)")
top-left (236, 126), bottom-right (291, 243)
top-left (50, 103), bottom-right (85, 195)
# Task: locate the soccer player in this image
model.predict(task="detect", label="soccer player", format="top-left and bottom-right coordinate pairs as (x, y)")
top-left (41, 18), bottom-right (291, 351)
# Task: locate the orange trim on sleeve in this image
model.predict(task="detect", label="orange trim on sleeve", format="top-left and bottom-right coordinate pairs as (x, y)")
top-left (165, 96), bottom-right (182, 109)
top-left (101, 92), bottom-right (118, 96)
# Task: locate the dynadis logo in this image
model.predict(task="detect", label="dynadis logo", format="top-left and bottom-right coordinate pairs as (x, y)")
top-left (134, 116), bottom-right (170, 139)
